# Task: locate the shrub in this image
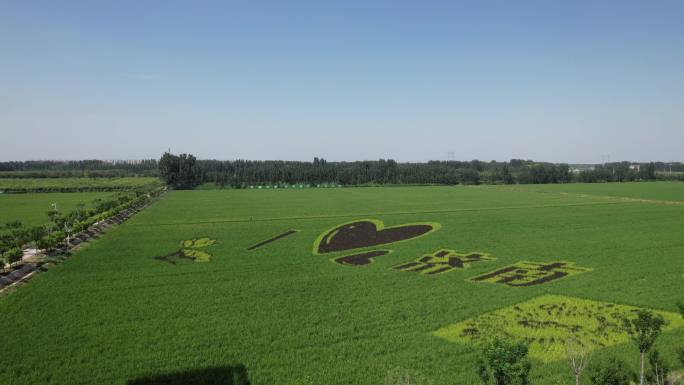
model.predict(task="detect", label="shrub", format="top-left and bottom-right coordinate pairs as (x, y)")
top-left (676, 300), bottom-right (684, 319)
top-left (4, 220), bottom-right (23, 230)
top-left (36, 237), bottom-right (53, 250)
top-left (589, 357), bottom-right (632, 385)
top-left (477, 337), bottom-right (531, 385)
top-left (3, 247), bottom-right (23, 268)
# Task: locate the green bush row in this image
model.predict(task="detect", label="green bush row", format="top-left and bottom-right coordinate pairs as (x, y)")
top-left (1, 186), bottom-right (165, 267)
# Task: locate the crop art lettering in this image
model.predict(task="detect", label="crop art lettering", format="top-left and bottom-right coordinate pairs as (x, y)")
top-left (312, 220), bottom-right (593, 286)
top-left (393, 249), bottom-right (495, 275)
top-left (470, 261), bottom-right (591, 287)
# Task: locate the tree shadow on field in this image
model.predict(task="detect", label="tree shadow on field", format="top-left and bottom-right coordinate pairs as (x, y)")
top-left (127, 365), bottom-right (251, 385)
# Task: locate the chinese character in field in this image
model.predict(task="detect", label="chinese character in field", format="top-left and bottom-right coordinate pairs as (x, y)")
top-left (393, 249), bottom-right (494, 275)
top-left (470, 261), bottom-right (591, 287)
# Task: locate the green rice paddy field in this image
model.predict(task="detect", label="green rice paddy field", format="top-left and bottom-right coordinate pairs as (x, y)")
top-left (0, 177), bottom-right (161, 192)
top-left (503, 181), bottom-right (684, 202)
top-left (0, 192), bottom-right (117, 226)
top-left (1, 183), bottom-right (684, 384)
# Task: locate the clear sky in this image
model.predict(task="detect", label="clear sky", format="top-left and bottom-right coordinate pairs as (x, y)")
top-left (1, 1), bottom-right (683, 163)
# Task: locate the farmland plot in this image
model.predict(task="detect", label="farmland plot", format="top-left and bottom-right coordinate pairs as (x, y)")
top-left (1, 184), bottom-right (683, 385)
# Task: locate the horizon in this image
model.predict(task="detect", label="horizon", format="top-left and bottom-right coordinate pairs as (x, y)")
top-left (0, 155), bottom-right (678, 166)
top-left (2, 1), bottom-right (684, 163)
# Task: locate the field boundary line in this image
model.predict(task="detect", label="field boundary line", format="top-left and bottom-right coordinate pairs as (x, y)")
top-left (557, 192), bottom-right (684, 206)
top-left (141, 200), bottom-right (633, 226)
top-left (471, 185), bottom-right (684, 206)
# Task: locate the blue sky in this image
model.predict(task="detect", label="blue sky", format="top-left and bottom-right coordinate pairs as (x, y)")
top-left (2, 1), bottom-right (683, 163)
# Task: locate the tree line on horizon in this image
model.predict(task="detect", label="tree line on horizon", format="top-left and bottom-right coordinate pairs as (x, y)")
top-left (1, 156), bottom-right (681, 188)
top-left (0, 159), bottom-right (159, 178)
top-left (156, 153), bottom-right (678, 189)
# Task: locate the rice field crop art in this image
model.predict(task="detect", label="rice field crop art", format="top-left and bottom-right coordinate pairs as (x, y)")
top-left (433, 295), bottom-right (684, 362)
top-left (3, 185), bottom-right (684, 385)
top-left (393, 249), bottom-right (495, 275)
top-left (154, 237), bottom-right (217, 264)
top-left (470, 261), bottom-right (592, 287)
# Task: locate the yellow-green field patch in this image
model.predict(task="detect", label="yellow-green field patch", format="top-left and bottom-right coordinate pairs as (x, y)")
top-left (433, 295), bottom-right (684, 362)
top-left (154, 237), bottom-right (217, 264)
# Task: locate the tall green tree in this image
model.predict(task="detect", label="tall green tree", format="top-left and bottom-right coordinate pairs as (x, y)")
top-left (623, 310), bottom-right (665, 385)
top-left (158, 152), bottom-right (200, 189)
top-left (158, 152), bottom-right (180, 187)
top-left (645, 162), bottom-right (657, 180)
top-left (27, 226), bottom-right (46, 248)
top-left (558, 163), bottom-right (571, 183)
top-left (177, 153), bottom-right (199, 188)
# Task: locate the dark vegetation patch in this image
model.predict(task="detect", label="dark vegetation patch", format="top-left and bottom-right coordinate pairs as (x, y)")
top-left (333, 250), bottom-right (391, 266)
top-left (470, 261), bottom-right (591, 287)
top-left (314, 220), bottom-right (438, 254)
top-left (0, 263), bottom-right (36, 289)
top-left (247, 229), bottom-right (298, 251)
top-left (127, 365), bottom-right (250, 385)
top-left (393, 249), bottom-right (494, 275)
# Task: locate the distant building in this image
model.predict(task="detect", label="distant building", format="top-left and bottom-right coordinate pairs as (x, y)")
top-left (629, 164), bottom-right (640, 172)
top-left (570, 166), bottom-right (594, 173)
top-left (102, 159), bottom-right (147, 165)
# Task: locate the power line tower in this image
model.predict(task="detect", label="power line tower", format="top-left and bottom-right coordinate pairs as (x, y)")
top-left (447, 152), bottom-right (455, 161)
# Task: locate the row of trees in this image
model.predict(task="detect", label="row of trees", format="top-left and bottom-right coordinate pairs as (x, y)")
top-left (473, 305), bottom-right (684, 385)
top-left (0, 159), bottom-right (159, 178)
top-left (1, 186), bottom-right (164, 270)
top-left (1, 156), bottom-right (677, 187)
top-left (158, 153), bottom-right (673, 189)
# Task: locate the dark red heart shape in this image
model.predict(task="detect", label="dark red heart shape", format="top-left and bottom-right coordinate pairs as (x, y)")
top-left (315, 220), bottom-right (437, 254)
